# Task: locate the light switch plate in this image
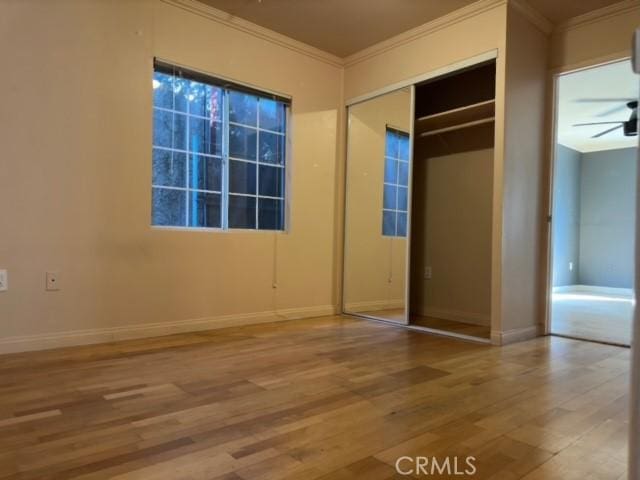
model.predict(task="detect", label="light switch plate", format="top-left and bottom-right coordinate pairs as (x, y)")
top-left (46, 271), bottom-right (60, 291)
top-left (0, 270), bottom-right (7, 291)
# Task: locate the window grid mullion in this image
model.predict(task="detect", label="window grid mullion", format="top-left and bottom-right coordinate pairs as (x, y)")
top-left (222, 88), bottom-right (230, 230)
top-left (188, 85), bottom-right (193, 227)
top-left (255, 99), bottom-right (260, 230)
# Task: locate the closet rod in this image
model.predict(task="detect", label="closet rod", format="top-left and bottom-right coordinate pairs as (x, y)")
top-left (419, 117), bottom-right (495, 138)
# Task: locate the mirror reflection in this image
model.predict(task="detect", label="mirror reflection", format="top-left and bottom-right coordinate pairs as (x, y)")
top-left (343, 88), bottom-right (413, 323)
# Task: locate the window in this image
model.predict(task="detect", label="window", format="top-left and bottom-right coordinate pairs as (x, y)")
top-left (382, 128), bottom-right (410, 237)
top-left (152, 60), bottom-right (289, 231)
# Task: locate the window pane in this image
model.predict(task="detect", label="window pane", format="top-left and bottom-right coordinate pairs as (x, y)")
top-left (229, 160), bottom-right (256, 195)
top-left (383, 185), bottom-right (397, 210)
top-left (384, 158), bottom-right (398, 184)
top-left (153, 110), bottom-right (186, 151)
top-left (397, 212), bottom-right (407, 237)
top-left (229, 195), bottom-right (256, 229)
top-left (153, 72), bottom-right (174, 109)
top-left (189, 117), bottom-right (222, 156)
top-left (259, 165), bottom-right (284, 198)
top-left (229, 91), bottom-right (258, 126)
top-left (188, 83), bottom-right (223, 121)
top-left (385, 130), bottom-right (398, 158)
top-left (398, 135), bottom-right (410, 161)
top-left (152, 149), bottom-right (186, 188)
top-left (190, 155), bottom-right (221, 192)
top-left (382, 211), bottom-right (396, 236)
top-left (397, 186), bottom-right (408, 212)
top-left (259, 131), bottom-right (285, 165)
top-left (398, 161), bottom-right (409, 186)
top-left (189, 192), bottom-right (221, 228)
top-left (152, 188), bottom-right (186, 226)
top-left (229, 125), bottom-right (257, 161)
top-left (259, 99), bottom-right (286, 133)
top-left (258, 198), bottom-right (284, 230)
top-left (172, 77), bottom-right (189, 113)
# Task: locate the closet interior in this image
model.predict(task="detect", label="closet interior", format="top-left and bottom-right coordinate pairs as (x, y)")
top-left (409, 60), bottom-right (495, 340)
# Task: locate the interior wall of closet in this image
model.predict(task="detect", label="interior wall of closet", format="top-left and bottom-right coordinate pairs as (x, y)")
top-left (409, 61), bottom-right (496, 340)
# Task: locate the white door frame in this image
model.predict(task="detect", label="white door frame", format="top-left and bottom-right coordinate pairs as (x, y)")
top-left (629, 26), bottom-right (640, 480)
top-left (543, 55), bottom-right (633, 338)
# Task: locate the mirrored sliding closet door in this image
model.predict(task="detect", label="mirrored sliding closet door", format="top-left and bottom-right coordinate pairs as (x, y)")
top-left (343, 87), bottom-right (414, 324)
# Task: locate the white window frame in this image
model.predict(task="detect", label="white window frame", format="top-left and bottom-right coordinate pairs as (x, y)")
top-left (151, 60), bottom-right (291, 233)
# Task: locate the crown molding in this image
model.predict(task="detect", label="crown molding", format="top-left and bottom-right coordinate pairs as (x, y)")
top-left (509, 0), bottom-right (553, 35)
top-left (343, 0), bottom-right (507, 67)
top-left (554, 0), bottom-right (640, 33)
top-left (159, 0), bottom-right (344, 68)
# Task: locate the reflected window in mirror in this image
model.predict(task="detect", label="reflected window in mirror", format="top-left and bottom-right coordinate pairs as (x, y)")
top-left (382, 128), bottom-right (410, 237)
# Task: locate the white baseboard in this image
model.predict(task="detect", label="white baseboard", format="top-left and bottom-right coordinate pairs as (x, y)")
top-left (491, 325), bottom-right (540, 346)
top-left (552, 285), bottom-right (634, 297)
top-left (0, 305), bottom-right (338, 355)
top-left (344, 299), bottom-right (405, 313)
top-left (414, 307), bottom-right (490, 326)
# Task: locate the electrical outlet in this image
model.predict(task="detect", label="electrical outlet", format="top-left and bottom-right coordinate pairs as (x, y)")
top-left (424, 267), bottom-right (432, 279)
top-left (569, 262), bottom-right (574, 272)
top-left (46, 271), bottom-right (60, 291)
top-left (0, 270), bottom-right (7, 291)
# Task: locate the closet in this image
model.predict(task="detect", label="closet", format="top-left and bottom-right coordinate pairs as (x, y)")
top-left (409, 61), bottom-right (496, 340)
top-left (343, 3), bottom-right (548, 346)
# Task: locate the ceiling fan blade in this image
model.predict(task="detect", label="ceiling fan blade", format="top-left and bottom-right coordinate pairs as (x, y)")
top-left (574, 98), bottom-right (635, 103)
top-left (596, 104), bottom-right (630, 117)
top-left (592, 124), bottom-right (623, 138)
top-left (573, 121), bottom-right (624, 126)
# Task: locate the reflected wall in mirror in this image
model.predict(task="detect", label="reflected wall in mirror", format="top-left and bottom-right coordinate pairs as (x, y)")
top-left (343, 87), bottom-right (413, 324)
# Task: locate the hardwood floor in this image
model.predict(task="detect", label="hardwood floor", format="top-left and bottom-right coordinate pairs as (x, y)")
top-left (410, 315), bottom-right (491, 339)
top-left (358, 308), bottom-right (406, 323)
top-left (0, 315), bottom-right (629, 479)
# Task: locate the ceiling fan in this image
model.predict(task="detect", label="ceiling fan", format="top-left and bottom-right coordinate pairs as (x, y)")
top-left (572, 99), bottom-right (638, 138)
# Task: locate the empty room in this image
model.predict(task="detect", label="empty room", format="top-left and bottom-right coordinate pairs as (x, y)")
top-left (1, 1), bottom-right (639, 479)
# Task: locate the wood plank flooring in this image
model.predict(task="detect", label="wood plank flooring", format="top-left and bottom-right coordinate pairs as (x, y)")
top-left (0, 315), bottom-right (630, 479)
top-left (410, 315), bottom-right (491, 339)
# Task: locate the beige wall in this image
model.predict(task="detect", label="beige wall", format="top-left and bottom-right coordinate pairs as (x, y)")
top-left (1, 0), bottom-right (632, 352)
top-left (549, 1), bottom-right (640, 72)
top-left (411, 144), bottom-right (494, 325)
top-left (343, 5), bottom-right (507, 101)
top-left (0, 0), bottom-right (343, 352)
top-left (499, 4), bottom-right (548, 341)
top-left (343, 89), bottom-right (411, 313)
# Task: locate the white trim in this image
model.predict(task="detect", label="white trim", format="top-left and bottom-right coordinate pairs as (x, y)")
top-left (0, 305), bottom-right (337, 354)
top-left (344, 0), bottom-right (505, 67)
top-left (491, 325), bottom-right (540, 345)
top-left (549, 52), bottom-right (632, 76)
top-left (345, 50), bottom-right (498, 106)
top-left (553, 0), bottom-right (640, 33)
top-left (509, 0), bottom-right (553, 35)
top-left (159, 0), bottom-right (343, 68)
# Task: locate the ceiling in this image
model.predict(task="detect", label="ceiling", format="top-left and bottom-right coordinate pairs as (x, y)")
top-left (197, 0), bottom-right (625, 57)
top-left (557, 60), bottom-right (638, 153)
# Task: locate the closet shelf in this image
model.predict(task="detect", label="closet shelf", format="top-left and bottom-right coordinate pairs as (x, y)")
top-left (416, 99), bottom-right (495, 136)
top-left (419, 116), bottom-right (495, 138)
